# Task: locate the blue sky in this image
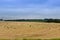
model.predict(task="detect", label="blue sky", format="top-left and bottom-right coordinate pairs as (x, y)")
top-left (0, 0), bottom-right (60, 19)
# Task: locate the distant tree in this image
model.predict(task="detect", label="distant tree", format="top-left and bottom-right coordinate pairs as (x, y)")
top-left (0, 19), bottom-right (3, 21)
top-left (44, 18), bottom-right (60, 23)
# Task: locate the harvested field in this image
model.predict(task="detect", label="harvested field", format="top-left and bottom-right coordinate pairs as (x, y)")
top-left (0, 21), bottom-right (60, 39)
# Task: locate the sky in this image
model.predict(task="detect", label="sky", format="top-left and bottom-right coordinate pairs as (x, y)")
top-left (0, 0), bottom-right (60, 19)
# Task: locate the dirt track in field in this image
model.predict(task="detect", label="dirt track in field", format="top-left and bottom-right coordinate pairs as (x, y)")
top-left (0, 21), bottom-right (60, 39)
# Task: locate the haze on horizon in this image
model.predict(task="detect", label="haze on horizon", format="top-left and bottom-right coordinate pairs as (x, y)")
top-left (0, 0), bottom-right (60, 19)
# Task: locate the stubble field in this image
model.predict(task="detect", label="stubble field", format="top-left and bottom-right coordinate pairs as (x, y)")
top-left (0, 21), bottom-right (60, 40)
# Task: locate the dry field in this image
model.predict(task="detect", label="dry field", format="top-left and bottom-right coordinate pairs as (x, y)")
top-left (0, 21), bottom-right (60, 39)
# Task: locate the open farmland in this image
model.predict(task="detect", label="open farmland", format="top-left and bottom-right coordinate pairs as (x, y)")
top-left (0, 21), bottom-right (60, 39)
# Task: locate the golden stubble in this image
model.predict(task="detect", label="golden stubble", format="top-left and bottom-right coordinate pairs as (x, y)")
top-left (0, 21), bottom-right (60, 39)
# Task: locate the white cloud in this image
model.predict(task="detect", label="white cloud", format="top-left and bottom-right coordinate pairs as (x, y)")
top-left (0, 6), bottom-right (60, 19)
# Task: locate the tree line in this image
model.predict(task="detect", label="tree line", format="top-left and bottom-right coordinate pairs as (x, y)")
top-left (0, 18), bottom-right (60, 23)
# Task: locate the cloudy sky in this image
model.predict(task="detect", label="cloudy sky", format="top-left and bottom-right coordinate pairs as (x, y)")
top-left (0, 0), bottom-right (60, 19)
